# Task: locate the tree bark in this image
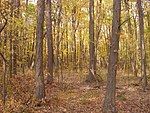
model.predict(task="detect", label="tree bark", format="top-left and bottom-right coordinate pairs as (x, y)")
top-left (102, 0), bottom-right (121, 112)
top-left (86, 0), bottom-right (96, 82)
top-left (46, 0), bottom-right (53, 84)
top-left (124, 1), bottom-right (137, 77)
top-left (72, 6), bottom-right (77, 72)
top-left (55, 0), bottom-right (62, 72)
top-left (12, 0), bottom-right (20, 75)
top-left (2, 30), bottom-right (7, 104)
top-left (35, 0), bottom-right (45, 99)
top-left (137, 0), bottom-right (148, 91)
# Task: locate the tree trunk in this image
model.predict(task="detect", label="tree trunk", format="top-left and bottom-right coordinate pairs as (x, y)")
top-left (35, 0), bottom-right (45, 99)
top-left (2, 30), bottom-right (7, 104)
top-left (55, 0), bottom-right (62, 72)
top-left (86, 0), bottom-right (96, 82)
top-left (46, 0), bottom-right (53, 84)
top-left (12, 0), bottom-right (20, 75)
top-left (124, 1), bottom-right (137, 77)
top-left (66, 21), bottom-right (69, 67)
top-left (9, 0), bottom-right (13, 78)
top-left (95, 0), bottom-right (103, 69)
top-left (137, 0), bottom-right (148, 91)
top-left (133, 12), bottom-right (139, 76)
top-left (72, 6), bottom-right (77, 72)
top-left (79, 29), bottom-right (83, 71)
top-left (102, 0), bottom-right (121, 112)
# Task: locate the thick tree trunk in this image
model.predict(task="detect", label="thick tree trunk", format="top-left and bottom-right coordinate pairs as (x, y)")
top-left (102, 0), bottom-right (121, 112)
top-left (46, 0), bottom-right (53, 84)
top-left (35, 0), bottom-right (45, 99)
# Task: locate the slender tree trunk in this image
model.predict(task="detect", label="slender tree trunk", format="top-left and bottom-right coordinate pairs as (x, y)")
top-left (72, 6), bottom-right (77, 72)
top-left (146, 3), bottom-right (150, 27)
top-left (35, 0), bottom-right (45, 99)
top-left (133, 12), bottom-right (139, 75)
top-left (66, 21), bottom-right (69, 67)
top-left (55, 0), bottom-right (62, 72)
top-left (46, 0), bottom-right (53, 84)
top-left (102, 0), bottom-right (121, 112)
top-left (95, 0), bottom-right (103, 69)
top-left (9, 0), bottom-right (13, 78)
top-left (12, 0), bottom-right (20, 75)
top-left (124, 1), bottom-right (137, 77)
top-left (137, 0), bottom-right (147, 91)
top-left (86, 0), bottom-right (96, 82)
top-left (29, 30), bottom-right (35, 69)
top-left (79, 29), bottom-right (83, 71)
top-left (2, 31), bottom-right (7, 104)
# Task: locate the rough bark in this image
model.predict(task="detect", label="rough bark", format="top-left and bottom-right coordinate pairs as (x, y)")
top-left (46, 0), bottom-right (53, 84)
top-left (137, 0), bottom-right (148, 91)
top-left (102, 0), bottom-right (121, 112)
top-left (35, 0), bottom-right (45, 99)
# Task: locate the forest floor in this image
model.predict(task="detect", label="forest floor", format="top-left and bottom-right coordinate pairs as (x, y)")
top-left (0, 69), bottom-right (150, 113)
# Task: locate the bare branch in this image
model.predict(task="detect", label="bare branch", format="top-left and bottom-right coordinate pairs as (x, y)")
top-left (0, 52), bottom-right (7, 62)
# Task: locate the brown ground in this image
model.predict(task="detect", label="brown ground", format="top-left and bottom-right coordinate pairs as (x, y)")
top-left (0, 69), bottom-right (150, 113)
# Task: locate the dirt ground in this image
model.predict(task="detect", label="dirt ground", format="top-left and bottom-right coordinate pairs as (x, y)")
top-left (0, 69), bottom-right (150, 113)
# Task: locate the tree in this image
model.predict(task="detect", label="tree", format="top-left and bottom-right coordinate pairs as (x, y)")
top-left (102, 0), bottom-right (121, 112)
top-left (35, 0), bottom-right (45, 99)
top-left (137, 0), bottom-right (148, 91)
top-left (55, 0), bottom-right (62, 73)
top-left (2, 31), bottom-right (7, 105)
top-left (86, 0), bottom-right (96, 82)
top-left (72, 6), bottom-right (77, 72)
top-left (9, 0), bottom-right (13, 78)
top-left (124, 0), bottom-right (137, 77)
top-left (0, 8), bottom-right (7, 104)
top-left (46, 0), bottom-right (53, 84)
top-left (12, 0), bottom-right (20, 75)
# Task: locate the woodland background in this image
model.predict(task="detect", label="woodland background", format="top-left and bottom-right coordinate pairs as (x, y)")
top-left (0, 0), bottom-right (150, 112)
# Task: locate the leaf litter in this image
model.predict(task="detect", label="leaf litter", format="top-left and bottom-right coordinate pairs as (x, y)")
top-left (0, 70), bottom-right (150, 113)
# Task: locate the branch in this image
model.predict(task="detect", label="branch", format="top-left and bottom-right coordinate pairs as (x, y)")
top-left (0, 19), bottom-right (7, 33)
top-left (118, 16), bottom-right (133, 29)
top-left (0, 10), bottom-right (8, 33)
top-left (0, 53), bottom-right (7, 62)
